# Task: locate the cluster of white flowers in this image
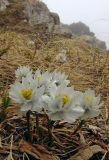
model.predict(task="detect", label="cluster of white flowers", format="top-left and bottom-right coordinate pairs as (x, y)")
top-left (9, 66), bottom-right (103, 123)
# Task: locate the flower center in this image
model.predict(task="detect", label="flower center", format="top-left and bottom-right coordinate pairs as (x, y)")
top-left (62, 95), bottom-right (69, 107)
top-left (35, 76), bottom-right (41, 82)
top-left (21, 89), bottom-right (32, 100)
top-left (84, 95), bottom-right (93, 107)
top-left (21, 74), bottom-right (27, 77)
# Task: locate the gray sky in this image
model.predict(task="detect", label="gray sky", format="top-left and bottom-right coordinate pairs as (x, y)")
top-left (43, 0), bottom-right (109, 49)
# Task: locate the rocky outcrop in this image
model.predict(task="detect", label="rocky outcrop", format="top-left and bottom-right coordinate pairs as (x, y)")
top-left (60, 22), bottom-right (107, 50)
top-left (79, 35), bottom-right (107, 50)
top-left (0, 0), bottom-right (60, 33)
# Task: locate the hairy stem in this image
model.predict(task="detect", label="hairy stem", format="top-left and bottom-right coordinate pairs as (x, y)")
top-left (26, 110), bottom-right (31, 142)
top-left (46, 115), bottom-right (53, 145)
top-left (48, 121), bottom-right (53, 144)
top-left (35, 112), bottom-right (40, 136)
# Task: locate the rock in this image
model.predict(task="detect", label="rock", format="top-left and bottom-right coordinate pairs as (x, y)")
top-left (26, 0), bottom-right (50, 25)
top-left (25, 0), bottom-right (60, 32)
top-left (54, 24), bottom-right (72, 38)
top-left (69, 21), bottom-right (94, 36)
top-left (95, 39), bottom-right (107, 50)
top-left (50, 12), bottom-right (60, 25)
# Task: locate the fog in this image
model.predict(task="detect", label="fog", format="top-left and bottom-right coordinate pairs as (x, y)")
top-left (43, 0), bottom-right (109, 49)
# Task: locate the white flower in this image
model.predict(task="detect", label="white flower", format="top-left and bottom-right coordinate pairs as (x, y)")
top-left (28, 40), bottom-right (35, 47)
top-left (15, 66), bottom-right (33, 82)
top-left (46, 85), bottom-right (84, 123)
top-left (34, 69), bottom-right (51, 86)
top-left (56, 50), bottom-right (67, 63)
top-left (34, 69), bottom-right (55, 96)
top-left (51, 70), bottom-right (70, 86)
top-left (9, 78), bottom-right (44, 113)
top-left (56, 53), bottom-right (67, 63)
top-left (80, 89), bottom-right (103, 120)
top-left (41, 94), bottom-right (52, 110)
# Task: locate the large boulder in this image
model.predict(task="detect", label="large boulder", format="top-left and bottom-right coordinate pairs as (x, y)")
top-left (25, 0), bottom-right (60, 32)
top-left (26, 0), bottom-right (50, 25)
top-left (69, 22), bottom-right (95, 36)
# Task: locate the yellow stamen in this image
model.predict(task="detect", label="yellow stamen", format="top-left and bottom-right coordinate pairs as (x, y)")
top-left (20, 89), bottom-right (32, 100)
top-left (35, 76), bottom-right (41, 82)
top-left (84, 96), bottom-right (93, 106)
top-left (62, 95), bottom-right (69, 107)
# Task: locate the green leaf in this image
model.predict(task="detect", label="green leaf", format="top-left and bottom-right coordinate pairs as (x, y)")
top-left (106, 118), bottom-right (109, 125)
top-left (2, 92), bottom-right (11, 109)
